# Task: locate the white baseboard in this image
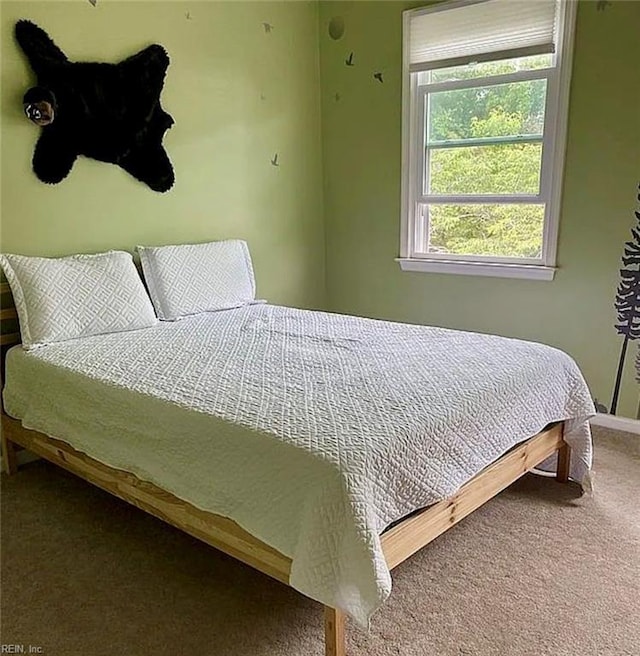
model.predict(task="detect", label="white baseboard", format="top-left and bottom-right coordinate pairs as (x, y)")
top-left (590, 413), bottom-right (640, 435)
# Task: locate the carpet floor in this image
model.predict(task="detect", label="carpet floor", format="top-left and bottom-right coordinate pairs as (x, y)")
top-left (1, 426), bottom-right (638, 656)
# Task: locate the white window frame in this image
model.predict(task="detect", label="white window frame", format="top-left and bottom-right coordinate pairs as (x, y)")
top-left (398, 0), bottom-right (578, 281)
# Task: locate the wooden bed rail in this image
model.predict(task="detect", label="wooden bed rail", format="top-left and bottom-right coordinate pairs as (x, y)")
top-left (0, 416), bottom-right (293, 584)
top-left (380, 423), bottom-right (567, 569)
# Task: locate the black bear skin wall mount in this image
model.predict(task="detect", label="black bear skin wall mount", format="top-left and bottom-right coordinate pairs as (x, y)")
top-left (15, 20), bottom-right (175, 192)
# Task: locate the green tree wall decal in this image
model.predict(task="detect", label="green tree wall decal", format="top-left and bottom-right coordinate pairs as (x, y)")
top-left (611, 184), bottom-right (640, 414)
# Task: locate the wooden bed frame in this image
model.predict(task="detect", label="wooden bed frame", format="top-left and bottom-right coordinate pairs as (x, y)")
top-left (0, 280), bottom-right (572, 656)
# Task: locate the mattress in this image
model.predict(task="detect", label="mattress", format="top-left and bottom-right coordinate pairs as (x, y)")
top-left (3, 304), bottom-right (595, 627)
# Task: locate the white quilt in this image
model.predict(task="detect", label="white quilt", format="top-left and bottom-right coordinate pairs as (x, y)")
top-left (3, 304), bottom-right (595, 626)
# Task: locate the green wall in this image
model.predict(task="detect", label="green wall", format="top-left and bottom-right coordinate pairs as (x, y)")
top-left (2, 1), bottom-right (639, 417)
top-left (0, 0), bottom-right (325, 309)
top-left (319, 0), bottom-right (640, 418)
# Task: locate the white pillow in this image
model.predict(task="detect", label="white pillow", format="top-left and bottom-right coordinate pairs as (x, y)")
top-left (0, 250), bottom-right (157, 350)
top-left (137, 240), bottom-right (256, 320)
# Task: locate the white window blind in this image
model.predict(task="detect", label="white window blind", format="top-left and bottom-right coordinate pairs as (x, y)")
top-left (408, 0), bottom-right (558, 73)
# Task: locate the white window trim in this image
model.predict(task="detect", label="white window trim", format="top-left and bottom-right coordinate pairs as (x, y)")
top-left (396, 258), bottom-right (556, 281)
top-left (399, 0), bottom-right (578, 281)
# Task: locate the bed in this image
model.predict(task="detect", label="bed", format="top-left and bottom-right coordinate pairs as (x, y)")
top-left (0, 278), bottom-right (595, 656)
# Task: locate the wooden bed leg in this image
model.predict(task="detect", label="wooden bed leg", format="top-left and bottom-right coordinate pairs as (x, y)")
top-left (1, 434), bottom-right (18, 475)
top-left (556, 441), bottom-right (571, 483)
top-left (324, 606), bottom-right (346, 656)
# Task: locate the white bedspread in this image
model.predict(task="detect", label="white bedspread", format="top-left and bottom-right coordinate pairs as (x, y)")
top-left (3, 304), bottom-right (595, 626)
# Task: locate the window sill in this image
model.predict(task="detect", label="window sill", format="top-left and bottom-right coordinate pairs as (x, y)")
top-left (396, 258), bottom-right (556, 281)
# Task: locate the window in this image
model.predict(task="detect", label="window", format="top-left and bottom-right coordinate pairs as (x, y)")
top-left (399, 0), bottom-right (577, 280)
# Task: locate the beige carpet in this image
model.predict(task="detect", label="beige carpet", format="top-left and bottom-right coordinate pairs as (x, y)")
top-left (1, 426), bottom-right (639, 656)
